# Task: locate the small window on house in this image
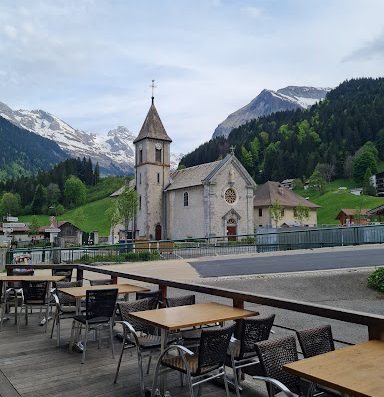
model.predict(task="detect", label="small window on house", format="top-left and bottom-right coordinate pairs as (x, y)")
top-left (157, 173), bottom-right (160, 183)
top-left (258, 208), bottom-right (263, 217)
top-left (183, 192), bottom-right (189, 207)
top-left (139, 195), bottom-right (141, 210)
top-left (139, 149), bottom-right (143, 163)
top-left (155, 148), bottom-right (162, 162)
top-left (139, 173), bottom-right (142, 185)
top-left (281, 208), bottom-right (285, 216)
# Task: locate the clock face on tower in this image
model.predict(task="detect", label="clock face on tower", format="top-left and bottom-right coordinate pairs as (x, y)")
top-left (155, 143), bottom-right (162, 150)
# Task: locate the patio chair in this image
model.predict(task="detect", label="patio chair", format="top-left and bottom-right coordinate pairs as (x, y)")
top-left (228, 314), bottom-right (275, 397)
top-left (252, 376), bottom-right (296, 397)
top-left (296, 324), bottom-right (335, 358)
top-left (52, 267), bottom-right (73, 282)
top-left (136, 290), bottom-right (163, 307)
top-left (69, 288), bottom-right (118, 364)
top-left (50, 280), bottom-right (83, 347)
top-left (18, 280), bottom-right (50, 333)
top-left (151, 324), bottom-right (236, 397)
top-left (89, 279), bottom-right (112, 286)
top-left (165, 295), bottom-right (202, 341)
top-left (114, 298), bottom-right (161, 395)
top-left (255, 335), bottom-right (304, 397)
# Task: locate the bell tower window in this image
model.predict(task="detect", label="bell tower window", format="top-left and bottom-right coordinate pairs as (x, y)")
top-left (155, 148), bottom-right (162, 162)
top-left (139, 148), bottom-right (143, 163)
top-left (183, 192), bottom-right (189, 207)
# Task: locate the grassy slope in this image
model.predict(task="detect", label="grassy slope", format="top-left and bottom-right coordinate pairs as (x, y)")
top-left (295, 179), bottom-right (384, 225)
top-left (19, 176), bottom-right (125, 236)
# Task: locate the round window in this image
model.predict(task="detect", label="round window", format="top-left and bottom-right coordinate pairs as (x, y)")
top-left (224, 188), bottom-right (237, 204)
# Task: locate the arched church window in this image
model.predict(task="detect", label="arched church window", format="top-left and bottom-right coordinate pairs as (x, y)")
top-left (224, 188), bottom-right (237, 204)
top-left (227, 218), bottom-right (236, 225)
top-left (183, 192), bottom-right (189, 207)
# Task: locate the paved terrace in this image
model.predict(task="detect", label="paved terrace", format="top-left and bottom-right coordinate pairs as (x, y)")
top-left (1, 250), bottom-right (383, 396)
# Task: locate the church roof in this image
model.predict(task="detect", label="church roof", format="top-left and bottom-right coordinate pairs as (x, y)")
top-left (165, 153), bottom-right (257, 191)
top-left (166, 160), bottom-right (222, 191)
top-left (133, 102), bottom-right (172, 144)
top-left (253, 181), bottom-right (320, 208)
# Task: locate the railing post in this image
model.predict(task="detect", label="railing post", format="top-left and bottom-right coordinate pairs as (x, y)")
top-left (111, 275), bottom-right (118, 284)
top-left (368, 324), bottom-right (384, 340)
top-left (159, 284), bottom-right (167, 308)
top-left (77, 267), bottom-right (83, 281)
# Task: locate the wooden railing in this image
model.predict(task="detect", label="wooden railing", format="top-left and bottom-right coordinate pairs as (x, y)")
top-left (6, 263), bottom-right (384, 342)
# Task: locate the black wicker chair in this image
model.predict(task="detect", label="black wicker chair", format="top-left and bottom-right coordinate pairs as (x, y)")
top-left (151, 324), bottom-right (236, 397)
top-left (255, 335), bottom-right (303, 397)
top-left (136, 290), bottom-right (162, 307)
top-left (89, 279), bottom-right (113, 286)
top-left (228, 314), bottom-right (275, 397)
top-left (296, 325), bottom-right (335, 358)
top-left (50, 280), bottom-right (83, 346)
top-left (18, 280), bottom-right (49, 333)
top-left (70, 288), bottom-right (118, 364)
top-left (114, 298), bottom-right (161, 397)
top-left (165, 295), bottom-right (202, 342)
top-left (52, 267), bottom-right (73, 282)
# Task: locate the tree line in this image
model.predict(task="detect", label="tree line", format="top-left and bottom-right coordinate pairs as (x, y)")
top-left (180, 78), bottom-right (384, 187)
top-left (0, 157), bottom-right (100, 217)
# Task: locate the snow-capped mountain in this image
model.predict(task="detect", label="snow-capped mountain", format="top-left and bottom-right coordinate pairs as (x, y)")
top-left (212, 86), bottom-right (331, 139)
top-left (0, 101), bottom-right (182, 175)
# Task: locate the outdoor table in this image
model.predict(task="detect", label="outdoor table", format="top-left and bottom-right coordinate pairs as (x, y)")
top-left (58, 283), bottom-right (150, 315)
top-left (283, 340), bottom-right (384, 397)
top-left (130, 302), bottom-right (258, 394)
top-left (0, 275), bottom-right (65, 324)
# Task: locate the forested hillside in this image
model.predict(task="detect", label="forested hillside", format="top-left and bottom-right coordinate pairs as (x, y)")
top-left (180, 78), bottom-right (384, 184)
top-left (0, 116), bottom-right (68, 180)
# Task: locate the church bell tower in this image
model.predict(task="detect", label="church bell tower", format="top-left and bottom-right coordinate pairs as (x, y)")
top-left (133, 84), bottom-right (172, 240)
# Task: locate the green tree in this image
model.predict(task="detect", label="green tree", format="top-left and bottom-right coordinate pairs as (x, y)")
top-left (46, 183), bottom-right (61, 205)
top-left (292, 178), bottom-right (303, 190)
top-left (64, 176), bottom-right (86, 208)
top-left (362, 167), bottom-right (376, 196)
top-left (29, 215), bottom-right (40, 236)
top-left (308, 170), bottom-right (327, 193)
top-left (106, 186), bottom-right (138, 241)
top-left (315, 163), bottom-right (335, 182)
top-left (31, 184), bottom-right (46, 214)
top-left (375, 128), bottom-right (384, 160)
top-left (352, 151), bottom-right (377, 184)
top-left (93, 162), bottom-right (100, 185)
top-left (269, 200), bottom-right (283, 228)
top-left (294, 205), bottom-right (310, 225)
top-left (0, 192), bottom-right (21, 217)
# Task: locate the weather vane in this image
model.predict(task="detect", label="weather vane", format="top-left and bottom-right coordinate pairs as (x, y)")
top-left (150, 79), bottom-right (157, 103)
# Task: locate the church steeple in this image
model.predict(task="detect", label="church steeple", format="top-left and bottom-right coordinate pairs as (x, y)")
top-left (133, 102), bottom-right (172, 144)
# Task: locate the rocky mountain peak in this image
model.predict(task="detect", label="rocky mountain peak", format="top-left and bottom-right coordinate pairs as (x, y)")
top-left (212, 85), bottom-right (331, 139)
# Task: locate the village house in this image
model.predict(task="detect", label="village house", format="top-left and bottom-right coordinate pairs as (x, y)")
top-left (253, 181), bottom-right (320, 228)
top-left (335, 209), bottom-right (370, 226)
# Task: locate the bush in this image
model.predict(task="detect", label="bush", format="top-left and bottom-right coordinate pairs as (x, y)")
top-left (75, 251), bottom-right (160, 264)
top-left (367, 267), bottom-right (384, 293)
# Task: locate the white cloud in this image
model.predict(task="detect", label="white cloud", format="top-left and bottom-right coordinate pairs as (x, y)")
top-left (241, 6), bottom-right (262, 19)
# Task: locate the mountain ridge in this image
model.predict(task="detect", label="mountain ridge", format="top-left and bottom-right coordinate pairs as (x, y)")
top-left (212, 86), bottom-right (331, 139)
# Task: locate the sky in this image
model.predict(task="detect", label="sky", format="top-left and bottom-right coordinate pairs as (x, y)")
top-left (0, 0), bottom-right (384, 154)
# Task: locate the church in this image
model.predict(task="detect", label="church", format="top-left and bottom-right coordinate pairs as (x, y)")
top-left (131, 96), bottom-right (257, 241)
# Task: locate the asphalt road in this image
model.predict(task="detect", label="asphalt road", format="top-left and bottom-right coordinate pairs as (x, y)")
top-left (189, 247), bottom-right (384, 277)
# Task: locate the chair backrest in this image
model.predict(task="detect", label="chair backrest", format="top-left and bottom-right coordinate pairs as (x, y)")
top-left (256, 335), bottom-right (301, 396)
top-left (118, 298), bottom-right (159, 334)
top-left (239, 314), bottom-right (275, 359)
top-left (21, 281), bottom-right (48, 304)
top-left (196, 324), bottom-right (236, 375)
top-left (89, 279), bottom-right (112, 286)
top-left (85, 288), bottom-right (118, 320)
top-left (52, 268), bottom-right (73, 282)
top-left (136, 290), bottom-right (162, 307)
top-left (56, 280), bottom-right (83, 306)
top-left (165, 294), bottom-right (195, 307)
top-left (296, 324), bottom-right (335, 358)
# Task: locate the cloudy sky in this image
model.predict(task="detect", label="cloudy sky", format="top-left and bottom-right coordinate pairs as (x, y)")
top-left (0, 0), bottom-right (383, 154)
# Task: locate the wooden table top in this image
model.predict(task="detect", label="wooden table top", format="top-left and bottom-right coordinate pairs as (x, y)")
top-left (283, 340), bottom-right (384, 397)
top-left (58, 283), bottom-right (149, 298)
top-left (129, 302), bottom-right (258, 331)
top-left (0, 275), bottom-right (65, 282)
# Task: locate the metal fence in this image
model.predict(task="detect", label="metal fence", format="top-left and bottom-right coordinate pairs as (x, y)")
top-left (2, 224), bottom-right (384, 265)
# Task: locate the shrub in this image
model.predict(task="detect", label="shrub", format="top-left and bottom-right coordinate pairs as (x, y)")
top-left (75, 251), bottom-right (160, 264)
top-left (367, 267), bottom-right (384, 293)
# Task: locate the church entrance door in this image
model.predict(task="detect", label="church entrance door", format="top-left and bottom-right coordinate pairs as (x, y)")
top-left (155, 224), bottom-right (162, 240)
top-left (227, 226), bottom-right (237, 241)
